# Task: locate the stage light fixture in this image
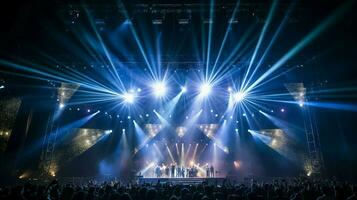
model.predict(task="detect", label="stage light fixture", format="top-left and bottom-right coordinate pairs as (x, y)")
top-left (181, 86), bottom-right (187, 93)
top-left (299, 101), bottom-right (304, 107)
top-left (152, 81), bottom-right (167, 97)
top-left (122, 92), bottom-right (135, 104)
top-left (199, 83), bottom-right (212, 96)
top-left (59, 103), bottom-right (65, 109)
top-left (233, 92), bottom-right (246, 102)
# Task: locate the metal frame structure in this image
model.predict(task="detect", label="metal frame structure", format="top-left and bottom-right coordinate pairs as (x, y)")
top-left (285, 83), bottom-right (324, 176)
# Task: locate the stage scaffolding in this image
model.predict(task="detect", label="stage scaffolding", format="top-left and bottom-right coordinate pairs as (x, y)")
top-left (39, 83), bottom-right (79, 177)
top-left (285, 83), bottom-right (324, 176)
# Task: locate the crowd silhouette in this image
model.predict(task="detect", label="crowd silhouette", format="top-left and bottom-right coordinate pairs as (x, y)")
top-left (0, 177), bottom-right (356, 200)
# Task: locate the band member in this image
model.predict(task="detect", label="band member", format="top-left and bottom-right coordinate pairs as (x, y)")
top-left (165, 165), bottom-right (170, 177)
top-left (176, 166), bottom-right (180, 177)
top-left (206, 165), bottom-right (210, 177)
top-left (171, 163), bottom-right (175, 177)
top-left (193, 166), bottom-right (198, 177)
top-left (210, 165), bottom-right (214, 177)
top-left (155, 165), bottom-right (161, 178)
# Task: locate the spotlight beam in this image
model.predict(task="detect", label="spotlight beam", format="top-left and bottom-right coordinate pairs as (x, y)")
top-left (184, 144), bottom-right (192, 163)
top-left (153, 110), bottom-right (170, 127)
top-left (210, 0), bottom-right (241, 82)
top-left (21, 112), bottom-right (99, 158)
top-left (252, 65), bottom-right (299, 90)
top-left (242, 1), bottom-right (296, 91)
top-left (245, 1), bottom-right (352, 93)
top-left (205, 0), bottom-right (215, 80)
top-left (166, 145), bottom-right (176, 163)
top-left (0, 59), bottom-right (119, 98)
top-left (118, 1), bottom-right (157, 80)
top-left (83, 8), bottom-right (126, 92)
top-left (208, 31), bottom-right (257, 83)
top-left (37, 51), bottom-right (120, 94)
top-left (191, 144), bottom-right (199, 163)
top-left (161, 92), bottom-right (183, 119)
top-left (241, 0), bottom-right (278, 90)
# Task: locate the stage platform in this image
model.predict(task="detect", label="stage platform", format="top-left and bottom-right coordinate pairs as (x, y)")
top-left (138, 177), bottom-right (226, 185)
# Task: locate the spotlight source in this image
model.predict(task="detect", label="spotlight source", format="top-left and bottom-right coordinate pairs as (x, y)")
top-left (181, 86), bottom-right (187, 93)
top-left (233, 91), bottom-right (246, 102)
top-left (59, 103), bottom-right (65, 109)
top-left (152, 81), bottom-right (167, 97)
top-left (122, 92), bottom-right (135, 104)
top-left (199, 83), bottom-right (212, 97)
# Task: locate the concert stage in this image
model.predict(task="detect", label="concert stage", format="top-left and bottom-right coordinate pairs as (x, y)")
top-left (138, 177), bottom-right (226, 185)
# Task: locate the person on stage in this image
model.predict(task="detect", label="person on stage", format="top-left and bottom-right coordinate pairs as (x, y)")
top-left (155, 165), bottom-right (161, 178)
top-left (206, 165), bottom-right (210, 178)
top-left (182, 167), bottom-right (186, 178)
top-left (165, 165), bottom-right (170, 177)
top-left (210, 165), bottom-right (214, 178)
top-left (177, 166), bottom-right (181, 178)
top-left (171, 163), bottom-right (175, 178)
top-left (194, 166), bottom-right (198, 177)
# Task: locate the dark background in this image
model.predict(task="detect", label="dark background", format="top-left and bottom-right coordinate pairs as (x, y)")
top-left (0, 0), bottom-right (357, 180)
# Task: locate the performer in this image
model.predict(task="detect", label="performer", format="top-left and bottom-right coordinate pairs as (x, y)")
top-left (193, 166), bottom-right (198, 177)
top-left (210, 165), bottom-right (214, 178)
top-left (206, 165), bottom-right (210, 178)
top-left (177, 166), bottom-right (181, 177)
top-left (155, 165), bottom-right (161, 178)
top-left (165, 165), bottom-right (170, 177)
top-left (171, 163), bottom-right (175, 178)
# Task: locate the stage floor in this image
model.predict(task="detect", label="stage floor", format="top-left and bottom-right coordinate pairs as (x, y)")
top-left (138, 177), bottom-right (226, 185)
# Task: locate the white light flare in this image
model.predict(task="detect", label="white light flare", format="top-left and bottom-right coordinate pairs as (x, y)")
top-left (233, 91), bottom-right (246, 103)
top-left (199, 83), bottom-right (212, 97)
top-left (152, 81), bottom-right (167, 97)
top-left (181, 86), bottom-right (187, 93)
top-left (122, 92), bottom-right (136, 104)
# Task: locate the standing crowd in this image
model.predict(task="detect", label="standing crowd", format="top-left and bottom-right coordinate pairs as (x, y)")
top-left (0, 177), bottom-right (356, 200)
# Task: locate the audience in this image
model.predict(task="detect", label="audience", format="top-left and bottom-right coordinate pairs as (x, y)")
top-left (0, 177), bottom-right (356, 200)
